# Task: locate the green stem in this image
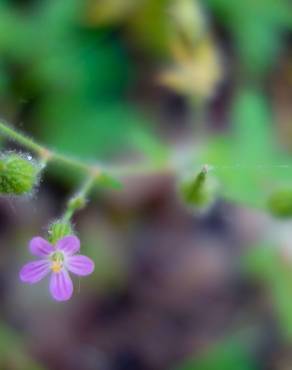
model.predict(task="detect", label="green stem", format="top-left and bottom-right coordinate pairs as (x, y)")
top-left (0, 121), bottom-right (174, 181)
top-left (51, 152), bottom-right (96, 174)
top-left (62, 175), bottom-right (96, 222)
top-left (0, 122), bottom-right (44, 154)
top-left (0, 121), bottom-right (102, 175)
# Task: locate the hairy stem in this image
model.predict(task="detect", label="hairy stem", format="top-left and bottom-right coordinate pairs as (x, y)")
top-left (0, 121), bottom-right (174, 179)
top-left (0, 121), bottom-right (102, 175)
top-left (62, 175), bottom-right (97, 222)
top-left (0, 122), bottom-right (45, 154)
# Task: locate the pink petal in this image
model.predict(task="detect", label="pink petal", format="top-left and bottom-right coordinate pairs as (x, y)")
top-left (67, 255), bottom-right (95, 276)
top-left (56, 236), bottom-right (80, 256)
top-left (29, 237), bottom-right (54, 257)
top-left (19, 260), bottom-right (50, 284)
top-left (49, 269), bottom-right (73, 301)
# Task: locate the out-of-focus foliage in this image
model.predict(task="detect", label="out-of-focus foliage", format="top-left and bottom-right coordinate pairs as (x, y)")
top-left (200, 87), bottom-right (292, 211)
top-left (268, 188), bottom-right (292, 218)
top-left (197, 0), bottom-right (292, 211)
top-left (88, 0), bottom-right (223, 99)
top-left (159, 36), bottom-right (222, 99)
top-left (205, 0), bottom-right (292, 75)
top-left (129, 128), bottom-right (170, 168)
top-left (0, 0), bottom-right (291, 369)
top-left (245, 243), bottom-right (292, 340)
top-left (176, 338), bottom-right (257, 370)
top-left (0, 0), bottom-right (154, 163)
top-left (86, 0), bottom-right (142, 26)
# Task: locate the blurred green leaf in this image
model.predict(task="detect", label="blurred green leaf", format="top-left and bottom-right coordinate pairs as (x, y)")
top-left (37, 100), bottom-right (148, 159)
top-left (201, 87), bottom-right (292, 211)
top-left (244, 244), bottom-right (292, 340)
top-left (232, 88), bottom-right (272, 163)
top-left (128, 0), bottom-right (173, 57)
top-left (267, 188), bottom-right (292, 218)
top-left (130, 128), bottom-right (170, 167)
top-left (176, 337), bottom-right (257, 370)
top-left (204, 0), bottom-right (292, 74)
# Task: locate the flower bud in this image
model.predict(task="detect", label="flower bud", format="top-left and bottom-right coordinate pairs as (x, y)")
top-left (68, 196), bottom-right (87, 212)
top-left (179, 165), bottom-right (216, 211)
top-left (267, 188), bottom-right (292, 218)
top-left (48, 220), bottom-right (74, 244)
top-left (0, 152), bottom-right (42, 196)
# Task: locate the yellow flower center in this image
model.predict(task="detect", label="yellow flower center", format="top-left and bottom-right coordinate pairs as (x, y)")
top-left (51, 261), bottom-right (63, 273)
top-left (50, 251), bottom-right (64, 273)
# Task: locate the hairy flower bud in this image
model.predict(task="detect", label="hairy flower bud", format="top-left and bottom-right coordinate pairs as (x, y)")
top-left (48, 220), bottom-right (74, 245)
top-left (0, 152), bottom-right (42, 196)
top-left (268, 188), bottom-right (292, 218)
top-left (179, 165), bottom-right (217, 211)
top-left (68, 196), bottom-right (87, 212)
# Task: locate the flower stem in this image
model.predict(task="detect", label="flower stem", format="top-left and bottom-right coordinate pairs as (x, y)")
top-left (62, 175), bottom-right (97, 222)
top-left (0, 122), bottom-right (45, 155)
top-left (0, 121), bottom-right (173, 182)
top-left (0, 121), bottom-right (102, 175)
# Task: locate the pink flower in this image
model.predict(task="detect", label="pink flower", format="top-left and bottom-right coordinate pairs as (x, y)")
top-left (19, 236), bottom-right (95, 301)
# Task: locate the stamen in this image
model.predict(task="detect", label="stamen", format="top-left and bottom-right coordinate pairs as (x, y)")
top-left (50, 251), bottom-right (64, 273)
top-left (51, 261), bottom-right (62, 273)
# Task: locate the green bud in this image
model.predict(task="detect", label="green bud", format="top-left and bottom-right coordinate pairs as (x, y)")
top-left (267, 188), bottom-right (292, 218)
top-left (179, 165), bottom-right (216, 211)
top-left (48, 220), bottom-right (73, 244)
top-left (0, 152), bottom-right (42, 196)
top-left (68, 195), bottom-right (87, 212)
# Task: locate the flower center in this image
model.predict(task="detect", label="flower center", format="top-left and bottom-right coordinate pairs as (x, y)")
top-left (50, 251), bottom-right (65, 273)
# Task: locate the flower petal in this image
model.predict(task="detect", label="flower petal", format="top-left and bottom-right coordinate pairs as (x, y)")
top-left (29, 237), bottom-right (54, 257)
top-left (49, 269), bottom-right (73, 301)
top-left (56, 236), bottom-right (80, 256)
top-left (67, 255), bottom-right (95, 276)
top-left (19, 260), bottom-right (50, 284)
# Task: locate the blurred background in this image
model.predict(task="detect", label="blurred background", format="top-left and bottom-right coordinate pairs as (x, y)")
top-left (0, 0), bottom-right (291, 369)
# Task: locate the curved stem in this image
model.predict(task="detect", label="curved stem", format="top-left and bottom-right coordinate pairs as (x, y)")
top-left (0, 121), bottom-right (174, 183)
top-left (62, 175), bottom-right (96, 222)
top-left (0, 122), bottom-right (45, 155)
top-left (0, 121), bottom-right (102, 175)
top-left (51, 152), bottom-right (98, 175)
